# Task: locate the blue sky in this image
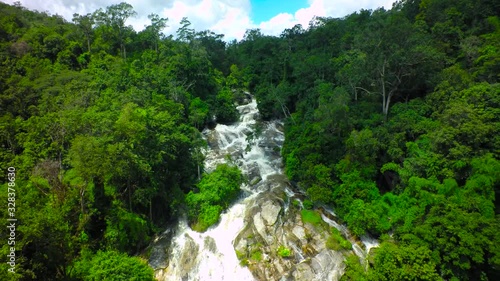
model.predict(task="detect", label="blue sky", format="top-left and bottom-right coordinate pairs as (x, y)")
top-left (251, 0), bottom-right (308, 23)
top-left (2, 0), bottom-right (396, 40)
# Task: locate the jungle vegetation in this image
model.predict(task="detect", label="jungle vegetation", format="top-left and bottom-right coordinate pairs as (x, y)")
top-left (0, 0), bottom-right (498, 280)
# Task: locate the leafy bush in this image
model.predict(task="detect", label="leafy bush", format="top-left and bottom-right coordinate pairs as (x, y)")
top-left (72, 250), bottom-right (155, 281)
top-left (340, 254), bottom-right (368, 281)
top-left (214, 87), bottom-right (239, 124)
top-left (277, 245), bottom-right (292, 258)
top-left (250, 250), bottom-right (263, 261)
top-left (186, 164), bottom-right (243, 231)
top-left (303, 199), bottom-right (314, 210)
top-left (192, 204), bottom-right (223, 232)
top-left (300, 209), bottom-right (322, 226)
top-left (104, 201), bottom-right (150, 253)
top-left (326, 228), bottom-right (352, 251)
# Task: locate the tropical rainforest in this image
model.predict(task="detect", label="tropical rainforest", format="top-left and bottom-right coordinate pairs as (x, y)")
top-left (0, 0), bottom-right (499, 280)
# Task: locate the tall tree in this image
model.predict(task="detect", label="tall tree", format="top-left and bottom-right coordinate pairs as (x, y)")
top-left (94, 2), bottom-right (136, 59)
top-left (145, 13), bottom-right (167, 54)
top-left (357, 9), bottom-right (440, 118)
top-left (177, 17), bottom-right (195, 43)
top-left (72, 13), bottom-right (94, 53)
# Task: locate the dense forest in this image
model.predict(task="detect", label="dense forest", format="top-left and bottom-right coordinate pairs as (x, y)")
top-left (0, 0), bottom-right (499, 280)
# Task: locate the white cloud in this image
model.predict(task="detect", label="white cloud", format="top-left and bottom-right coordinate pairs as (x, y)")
top-left (3, 0), bottom-right (253, 40)
top-left (3, 0), bottom-right (396, 41)
top-left (258, 0), bottom-right (396, 36)
top-left (159, 0), bottom-right (253, 40)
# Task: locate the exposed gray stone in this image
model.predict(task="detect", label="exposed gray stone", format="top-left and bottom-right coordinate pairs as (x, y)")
top-left (261, 201), bottom-right (281, 226)
top-left (246, 162), bottom-right (261, 180)
top-left (253, 213), bottom-right (269, 243)
top-left (250, 176), bottom-right (262, 186)
top-left (178, 235), bottom-right (199, 278)
top-left (205, 130), bottom-right (220, 150)
top-left (293, 262), bottom-right (315, 281)
top-left (232, 180), bottom-right (348, 281)
top-left (204, 236), bottom-right (217, 253)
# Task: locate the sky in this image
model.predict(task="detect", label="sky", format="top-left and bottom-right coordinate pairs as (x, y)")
top-left (2, 0), bottom-right (397, 41)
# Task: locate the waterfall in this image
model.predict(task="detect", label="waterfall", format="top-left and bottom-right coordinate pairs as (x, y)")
top-left (151, 98), bottom-right (283, 281)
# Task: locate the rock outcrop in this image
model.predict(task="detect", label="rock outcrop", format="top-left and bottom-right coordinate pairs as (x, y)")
top-left (233, 177), bottom-right (347, 281)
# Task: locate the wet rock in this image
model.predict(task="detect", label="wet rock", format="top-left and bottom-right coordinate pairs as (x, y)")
top-left (204, 236), bottom-right (217, 253)
top-left (266, 174), bottom-right (291, 193)
top-left (253, 213), bottom-right (270, 244)
top-left (204, 129), bottom-right (219, 150)
top-left (292, 226), bottom-right (307, 244)
top-left (240, 105), bottom-right (252, 114)
top-left (275, 122), bottom-right (285, 133)
top-left (178, 235), bottom-right (199, 278)
top-left (228, 147), bottom-right (244, 161)
top-left (250, 177), bottom-right (261, 186)
top-left (246, 162), bottom-right (262, 186)
top-left (261, 201), bottom-right (281, 226)
top-left (258, 123), bottom-right (285, 150)
top-left (148, 229), bottom-right (174, 270)
top-left (233, 179), bottom-right (348, 281)
top-left (293, 263), bottom-right (315, 281)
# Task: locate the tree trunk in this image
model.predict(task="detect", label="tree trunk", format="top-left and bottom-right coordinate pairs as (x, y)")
top-left (383, 92), bottom-right (393, 120)
top-left (122, 43), bottom-right (127, 60)
top-left (149, 198), bottom-right (153, 221)
top-left (80, 188), bottom-right (85, 214)
top-left (379, 59), bottom-right (389, 120)
top-left (349, 80), bottom-right (358, 101)
top-left (381, 79), bottom-right (387, 116)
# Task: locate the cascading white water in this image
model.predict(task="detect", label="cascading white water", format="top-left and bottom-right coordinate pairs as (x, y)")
top-left (152, 98), bottom-right (284, 281)
top-left (360, 235), bottom-right (380, 255)
top-left (160, 200), bottom-right (255, 281)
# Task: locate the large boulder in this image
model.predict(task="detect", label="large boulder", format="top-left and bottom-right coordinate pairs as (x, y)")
top-left (261, 200), bottom-right (281, 226)
top-left (178, 235), bottom-right (200, 279)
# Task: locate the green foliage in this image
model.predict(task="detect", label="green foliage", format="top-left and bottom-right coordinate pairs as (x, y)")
top-left (186, 164), bottom-right (243, 231)
top-left (300, 209), bottom-right (322, 226)
top-left (326, 228), bottom-right (352, 251)
top-left (250, 249), bottom-right (263, 262)
top-left (104, 202), bottom-right (150, 253)
top-left (237, 242), bottom-right (264, 266)
top-left (189, 97), bottom-right (209, 129)
top-left (302, 199), bottom-right (314, 210)
top-left (72, 250), bottom-right (154, 281)
top-left (214, 87), bottom-right (239, 124)
top-left (1, 0), bottom-right (500, 279)
top-left (226, 64), bottom-right (250, 89)
top-left (191, 204), bottom-right (223, 232)
top-left (367, 242), bottom-right (441, 281)
top-left (0, 2), bottom-right (215, 279)
top-left (341, 254), bottom-right (368, 281)
top-left (277, 245), bottom-right (292, 258)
